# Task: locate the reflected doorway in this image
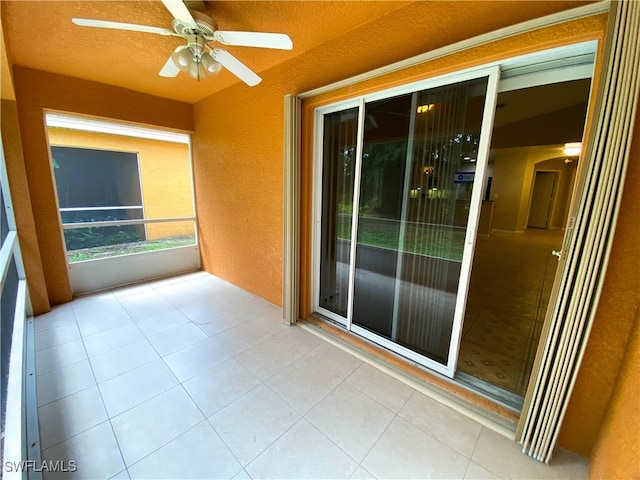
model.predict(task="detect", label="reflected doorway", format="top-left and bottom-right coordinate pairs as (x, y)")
top-left (528, 171), bottom-right (558, 228)
top-left (456, 78), bottom-right (591, 406)
top-left (457, 228), bottom-right (563, 404)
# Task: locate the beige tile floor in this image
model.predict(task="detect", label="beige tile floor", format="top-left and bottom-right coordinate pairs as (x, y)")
top-left (35, 271), bottom-right (587, 479)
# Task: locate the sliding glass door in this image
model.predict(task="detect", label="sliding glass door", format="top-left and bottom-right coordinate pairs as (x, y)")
top-left (317, 105), bottom-right (359, 318)
top-left (315, 67), bottom-right (499, 376)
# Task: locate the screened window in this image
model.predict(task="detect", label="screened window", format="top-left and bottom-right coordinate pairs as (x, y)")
top-left (52, 146), bottom-right (147, 256)
top-left (46, 115), bottom-right (196, 266)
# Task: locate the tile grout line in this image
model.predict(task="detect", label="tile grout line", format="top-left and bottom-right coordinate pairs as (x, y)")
top-left (118, 280), bottom-right (269, 474)
top-left (236, 349), bottom-right (349, 474)
top-left (94, 288), bottom-right (142, 477)
top-left (205, 327), bottom-right (319, 474)
top-left (102, 286), bottom-right (198, 474)
top-left (39, 297), bottom-right (130, 473)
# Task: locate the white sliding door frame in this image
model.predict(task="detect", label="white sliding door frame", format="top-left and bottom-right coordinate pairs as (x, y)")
top-left (312, 98), bottom-right (361, 327)
top-left (312, 66), bottom-right (501, 377)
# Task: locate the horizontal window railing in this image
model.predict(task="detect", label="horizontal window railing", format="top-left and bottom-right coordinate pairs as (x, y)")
top-left (59, 206), bottom-right (144, 225)
top-left (60, 216), bottom-right (195, 229)
top-left (60, 218), bottom-right (197, 263)
top-left (59, 206), bottom-right (144, 212)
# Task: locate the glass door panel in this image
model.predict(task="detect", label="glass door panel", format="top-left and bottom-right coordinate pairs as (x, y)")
top-left (394, 80), bottom-right (488, 365)
top-left (318, 107), bottom-right (359, 319)
top-left (352, 94), bottom-right (411, 339)
top-left (352, 75), bottom-right (494, 372)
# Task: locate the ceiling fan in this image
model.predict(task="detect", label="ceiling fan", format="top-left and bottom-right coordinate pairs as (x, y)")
top-left (71, 0), bottom-right (293, 86)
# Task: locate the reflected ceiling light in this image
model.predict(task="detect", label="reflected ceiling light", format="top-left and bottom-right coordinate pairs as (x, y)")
top-left (563, 142), bottom-right (582, 157)
top-left (171, 35), bottom-right (222, 80)
top-left (417, 104), bottom-right (435, 114)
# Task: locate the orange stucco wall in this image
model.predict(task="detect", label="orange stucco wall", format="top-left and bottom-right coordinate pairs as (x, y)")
top-left (11, 66), bottom-right (193, 308)
top-left (290, 7), bottom-right (640, 466)
top-left (46, 128), bottom-right (194, 241)
top-left (589, 310), bottom-right (640, 479)
top-left (293, 12), bottom-right (614, 458)
top-left (1, 100), bottom-right (49, 314)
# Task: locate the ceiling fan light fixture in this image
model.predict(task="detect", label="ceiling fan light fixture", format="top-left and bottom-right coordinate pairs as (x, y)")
top-left (171, 46), bottom-right (193, 71)
top-left (200, 53), bottom-right (222, 75)
top-left (210, 61), bottom-right (222, 75)
top-left (171, 35), bottom-right (218, 80)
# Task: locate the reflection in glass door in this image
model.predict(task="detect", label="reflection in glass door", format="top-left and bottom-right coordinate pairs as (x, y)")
top-left (315, 68), bottom-right (499, 376)
top-left (318, 106), bottom-right (359, 318)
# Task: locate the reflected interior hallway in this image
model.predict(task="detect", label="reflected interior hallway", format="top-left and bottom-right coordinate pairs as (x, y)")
top-left (458, 228), bottom-right (564, 400)
top-left (32, 271), bottom-right (586, 479)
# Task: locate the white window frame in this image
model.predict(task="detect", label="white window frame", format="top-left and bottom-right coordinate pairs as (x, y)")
top-left (1, 136), bottom-right (38, 480)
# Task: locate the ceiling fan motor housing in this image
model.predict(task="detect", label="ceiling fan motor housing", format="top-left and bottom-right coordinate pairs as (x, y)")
top-left (172, 10), bottom-right (218, 42)
top-left (186, 34), bottom-right (206, 58)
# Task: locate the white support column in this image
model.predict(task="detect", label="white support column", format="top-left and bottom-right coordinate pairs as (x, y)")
top-left (1, 134), bottom-right (40, 478)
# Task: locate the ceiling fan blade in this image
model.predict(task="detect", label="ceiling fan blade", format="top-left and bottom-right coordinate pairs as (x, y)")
top-left (161, 0), bottom-right (197, 28)
top-left (159, 50), bottom-right (181, 77)
top-left (213, 31), bottom-right (293, 50)
top-left (72, 18), bottom-right (176, 36)
top-left (211, 48), bottom-right (262, 87)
